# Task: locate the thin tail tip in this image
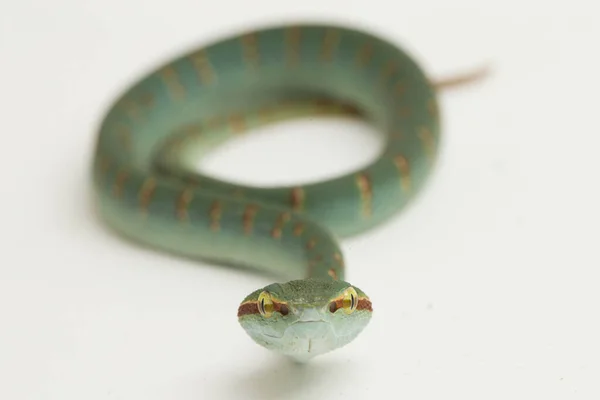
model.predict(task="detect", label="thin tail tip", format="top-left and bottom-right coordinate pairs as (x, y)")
top-left (433, 63), bottom-right (493, 90)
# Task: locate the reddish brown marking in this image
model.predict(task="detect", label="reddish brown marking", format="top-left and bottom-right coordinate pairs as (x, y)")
top-left (179, 123), bottom-right (202, 137)
top-left (139, 92), bottom-right (155, 109)
top-left (393, 155), bottom-right (411, 193)
top-left (241, 33), bottom-right (259, 68)
top-left (99, 156), bottom-right (111, 173)
top-left (160, 66), bottom-right (185, 100)
top-left (121, 99), bottom-right (140, 121)
top-left (320, 28), bottom-right (340, 62)
top-left (228, 114), bottom-right (245, 133)
top-left (399, 106), bottom-right (411, 117)
top-left (357, 298), bottom-right (373, 311)
top-left (237, 302), bottom-right (258, 317)
top-left (339, 103), bottom-right (362, 117)
top-left (333, 252), bottom-right (344, 269)
top-left (139, 178), bottom-right (157, 214)
top-left (206, 116), bottom-right (223, 129)
top-left (314, 98), bottom-right (335, 114)
top-left (328, 268), bottom-right (338, 280)
top-left (380, 60), bottom-right (398, 86)
top-left (418, 127), bottom-right (436, 161)
top-left (395, 81), bottom-right (406, 97)
top-left (112, 170), bottom-right (129, 198)
top-left (190, 50), bottom-right (215, 84)
top-left (237, 300), bottom-right (289, 317)
top-left (258, 105), bottom-right (274, 122)
top-left (271, 212), bottom-right (292, 239)
top-left (356, 42), bottom-right (373, 67)
top-left (331, 297), bottom-right (373, 312)
top-left (242, 204), bottom-right (259, 234)
top-left (356, 173), bottom-right (373, 217)
top-left (185, 176), bottom-right (202, 187)
top-left (306, 238), bottom-right (316, 250)
top-left (293, 222), bottom-right (305, 236)
top-left (176, 187), bottom-right (194, 221)
top-left (290, 187), bottom-right (305, 211)
top-left (285, 26), bottom-right (301, 66)
top-left (210, 200), bottom-right (222, 231)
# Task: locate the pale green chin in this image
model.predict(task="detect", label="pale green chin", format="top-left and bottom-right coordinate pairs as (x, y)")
top-left (239, 304), bottom-right (372, 362)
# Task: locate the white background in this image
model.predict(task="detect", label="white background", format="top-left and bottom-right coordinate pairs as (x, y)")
top-left (1, 1), bottom-right (599, 399)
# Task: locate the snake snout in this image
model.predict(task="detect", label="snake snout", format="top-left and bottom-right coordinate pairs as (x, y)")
top-left (296, 308), bottom-right (325, 322)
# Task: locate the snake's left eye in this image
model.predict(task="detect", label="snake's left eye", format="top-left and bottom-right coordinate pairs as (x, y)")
top-left (257, 291), bottom-right (274, 318)
top-left (341, 287), bottom-right (359, 314)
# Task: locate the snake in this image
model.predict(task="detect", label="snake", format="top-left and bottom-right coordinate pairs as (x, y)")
top-left (91, 23), bottom-right (462, 363)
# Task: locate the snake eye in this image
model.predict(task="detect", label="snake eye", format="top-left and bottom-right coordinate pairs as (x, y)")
top-left (257, 291), bottom-right (274, 318)
top-left (341, 287), bottom-right (359, 314)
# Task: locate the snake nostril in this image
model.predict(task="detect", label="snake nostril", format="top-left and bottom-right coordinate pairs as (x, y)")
top-left (279, 304), bottom-right (289, 316)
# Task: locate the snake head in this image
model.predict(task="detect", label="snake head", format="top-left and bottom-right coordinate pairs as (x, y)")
top-left (237, 278), bottom-right (372, 362)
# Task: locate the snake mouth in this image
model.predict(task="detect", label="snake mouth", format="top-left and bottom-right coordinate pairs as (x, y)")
top-left (292, 319), bottom-right (326, 324)
top-left (263, 332), bottom-right (284, 339)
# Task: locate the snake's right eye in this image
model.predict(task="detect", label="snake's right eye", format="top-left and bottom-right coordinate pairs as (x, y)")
top-left (341, 287), bottom-right (358, 314)
top-left (257, 291), bottom-right (274, 318)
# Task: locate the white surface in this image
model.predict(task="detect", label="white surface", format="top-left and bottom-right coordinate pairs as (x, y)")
top-left (1, 1), bottom-right (599, 399)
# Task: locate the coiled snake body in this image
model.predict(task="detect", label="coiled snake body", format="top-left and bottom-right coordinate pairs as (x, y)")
top-left (92, 24), bottom-right (447, 362)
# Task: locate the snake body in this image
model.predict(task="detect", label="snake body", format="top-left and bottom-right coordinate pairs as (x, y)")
top-left (92, 24), bottom-right (439, 362)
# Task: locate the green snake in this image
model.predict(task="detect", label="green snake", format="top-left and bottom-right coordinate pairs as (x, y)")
top-left (91, 23), bottom-right (467, 362)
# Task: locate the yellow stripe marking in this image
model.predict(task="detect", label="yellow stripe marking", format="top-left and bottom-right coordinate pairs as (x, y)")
top-left (271, 212), bottom-right (292, 239)
top-left (176, 187), bottom-right (194, 221)
top-left (138, 177), bottom-right (157, 215)
top-left (242, 204), bottom-right (259, 235)
top-left (320, 28), bottom-right (340, 62)
top-left (356, 172), bottom-right (373, 218)
top-left (393, 155), bottom-right (411, 193)
top-left (159, 66), bottom-right (185, 101)
top-left (285, 26), bottom-right (301, 66)
top-left (209, 200), bottom-right (223, 231)
top-left (380, 60), bottom-right (398, 86)
top-left (241, 33), bottom-right (259, 69)
top-left (190, 50), bottom-right (216, 85)
top-left (418, 127), bottom-right (436, 162)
